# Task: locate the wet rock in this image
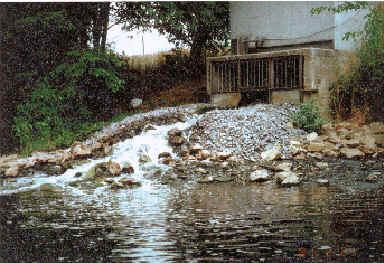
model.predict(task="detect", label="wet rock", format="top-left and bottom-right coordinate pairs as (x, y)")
top-left (261, 146), bottom-right (282, 162)
top-left (366, 173), bottom-right (379, 182)
top-left (340, 148), bottom-right (365, 159)
top-left (168, 135), bottom-right (185, 146)
top-left (317, 179), bottom-right (330, 186)
top-left (315, 162), bottom-right (329, 169)
top-left (71, 142), bottom-right (92, 159)
top-left (111, 181), bottom-right (124, 189)
top-left (139, 153), bottom-right (151, 163)
top-left (275, 171), bottom-right (301, 187)
top-left (250, 169), bottom-right (271, 182)
top-left (94, 161), bottom-right (121, 177)
top-left (119, 177), bottom-right (142, 187)
top-left (160, 157), bottom-right (172, 165)
top-left (158, 152), bottom-right (171, 159)
top-left (74, 172), bottom-right (83, 177)
top-left (143, 124), bottom-right (156, 132)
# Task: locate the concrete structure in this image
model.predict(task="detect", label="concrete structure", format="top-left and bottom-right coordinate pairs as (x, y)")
top-left (230, 1), bottom-right (371, 53)
top-left (207, 2), bottom-right (374, 118)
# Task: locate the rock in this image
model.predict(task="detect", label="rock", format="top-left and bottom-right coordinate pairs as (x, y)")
top-left (307, 152), bottom-right (323, 160)
top-left (130, 98), bottom-right (143, 108)
top-left (196, 150), bottom-right (210, 161)
top-left (198, 176), bottom-right (214, 183)
top-left (196, 168), bottom-right (208, 174)
top-left (168, 135), bottom-right (185, 146)
top-left (341, 247), bottom-right (357, 257)
top-left (94, 161), bottom-right (121, 177)
top-left (159, 157), bottom-right (172, 165)
top-left (276, 162), bottom-right (292, 171)
top-left (121, 165), bottom-right (134, 174)
top-left (369, 122), bottom-right (384, 134)
top-left (5, 166), bottom-right (19, 177)
top-left (158, 152), bottom-right (171, 159)
top-left (111, 181), bottom-right (124, 189)
top-left (219, 161), bottom-right (229, 168)
top-left (307, 132), bottom-right (319, 142)
top-left (294, 152), bottom-right (307, 160)
top-left (316, 179), bottom-right (330, 187)
top-left (289, 141), bottom-right (302, 155)
top-left (143, 124), bottom-right (156, 132)
top-left (215, 176), bottom-right (234, 182)
top-left (315, 162), bottom-right (329, 169)
top-left (216, 151), bottom-right (232, 161)
top-left (71, 143), bottom-right (92, 158)
top-left (366, 173), bottom-right (379, 182)
top-left (307, 142), bottom-right (326, 152)
top-left (324, 150), bottom-right (339, 158)
top-left (168, 128), bottom-right (182, 137)
top-left (139, 153), bottom-right (151, 163)
top-left (189, 144), bottom-right (203, 154)
top-left (74, 172), bottom-right (83, 177)
top-left (372, 133), bottom-right (384, 146)
top-left (275, 171), bottom-right (301, 187)
top-left (342, 139), bottom-right (360, 147)
top-left (340, 148), bottom-right (365, 159)
top-left (250, 169), bottom-right (271, 182)
top-left (119, 177), bottom-right (142, 187)
top-left (261, 147), bottom-right (282, 161)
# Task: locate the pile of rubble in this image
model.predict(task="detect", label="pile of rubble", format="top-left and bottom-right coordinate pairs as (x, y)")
top-left (188, 104), bottom-right (306, 160)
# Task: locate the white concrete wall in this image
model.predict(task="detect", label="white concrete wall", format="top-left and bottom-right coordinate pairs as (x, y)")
top-left (230, 1), bottom-right (335, 47)
top-left (334, 4), bottom-right (372, 51)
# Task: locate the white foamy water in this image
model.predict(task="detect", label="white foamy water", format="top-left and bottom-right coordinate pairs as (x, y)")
top-left (0, 118), bottom-right (196, 196)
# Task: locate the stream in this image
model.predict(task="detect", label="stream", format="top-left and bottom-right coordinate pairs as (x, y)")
top-left (0, 118), bottom-right (383, 262)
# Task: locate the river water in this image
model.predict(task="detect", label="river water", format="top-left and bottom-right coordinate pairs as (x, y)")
top-left (0, 120), bottom-right (383, 262)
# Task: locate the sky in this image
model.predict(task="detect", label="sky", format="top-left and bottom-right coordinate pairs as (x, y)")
top-left (107, 24), bottom-right (175, 56)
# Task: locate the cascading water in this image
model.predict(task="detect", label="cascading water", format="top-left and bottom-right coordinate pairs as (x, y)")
top-left (0, 118), bottom-right (196, 196)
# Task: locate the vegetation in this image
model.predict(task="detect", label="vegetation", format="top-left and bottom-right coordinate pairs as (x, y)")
top-left (314, 2), bottom-right (384, 121)
top-left (114, 2), bottom-right (230, 73)
top-left (1, 2), bottom-right (230, 155)
top-left (291, 101), bottom-right (326, 133)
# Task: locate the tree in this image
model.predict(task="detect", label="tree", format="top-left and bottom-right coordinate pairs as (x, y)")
top-left (114, 2), bottom-right (230, 66)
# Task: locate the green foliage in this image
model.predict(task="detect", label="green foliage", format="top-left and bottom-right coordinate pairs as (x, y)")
top-left (292, 101), bottom-right (326, 133)
top-left (114, 2), bottom-right (230, 66)
top-left (330, 4), bottom-right (384, 120)
top-left (13, 49), bottom-right (127, 155)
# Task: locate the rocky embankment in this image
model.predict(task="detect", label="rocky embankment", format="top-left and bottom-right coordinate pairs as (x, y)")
top-left (1, 103), bottom-right (384, 188)
top-left (0, 104), bottom-right (204, 178)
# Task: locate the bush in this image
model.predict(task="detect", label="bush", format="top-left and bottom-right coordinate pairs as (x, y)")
top-left (13, 49), bottom-right (127, 155)
top-left (330, 4), bottom-right (384, 121)
top-left (291, 101), bottom-right (326, 133)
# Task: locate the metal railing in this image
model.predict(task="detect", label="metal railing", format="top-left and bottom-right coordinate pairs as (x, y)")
top-left (207, 55), bottom-right (303, 95)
